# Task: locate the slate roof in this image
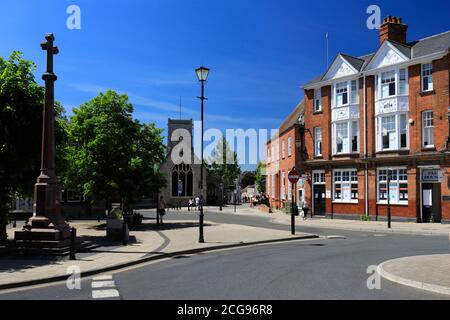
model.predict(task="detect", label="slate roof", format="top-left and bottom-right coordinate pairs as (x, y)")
top-left (267, 100), bottom-right (304, 143)
top-left (304, 30), bottom-right (450, 88)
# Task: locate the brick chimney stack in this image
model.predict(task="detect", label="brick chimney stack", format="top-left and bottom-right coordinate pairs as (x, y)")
top-left (379, 16), bottom-right (408, 45)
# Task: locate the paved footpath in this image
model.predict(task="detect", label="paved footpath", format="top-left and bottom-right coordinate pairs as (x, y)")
top-left (203, 204), bottom-right (450, 236)
top-left (0, 219), bottom-right (316, 289)
top-left (378, 254), bottom-right (450, 296)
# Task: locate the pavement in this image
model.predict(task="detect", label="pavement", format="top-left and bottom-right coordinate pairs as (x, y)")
top-left (0, 218), bottom-right (316, 290)
top-left (378, 254), bottom-right (450, 296)
top-left (202, 204), bottom-right (450, 236)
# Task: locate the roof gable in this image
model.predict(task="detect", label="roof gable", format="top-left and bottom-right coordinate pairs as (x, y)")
top-left (322, 54), bottom-right (359, 81)
top-left (365, 41), bottom-right (409, 70)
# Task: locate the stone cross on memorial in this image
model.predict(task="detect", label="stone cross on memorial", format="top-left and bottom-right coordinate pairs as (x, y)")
top-left (15, 34), bottom-right (70, 244)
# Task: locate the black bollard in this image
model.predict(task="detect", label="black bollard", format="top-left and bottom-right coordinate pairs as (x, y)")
top-left (122, 221), bottom-right (127, 246)
top-left (69, 227), bottom-right (77, 260)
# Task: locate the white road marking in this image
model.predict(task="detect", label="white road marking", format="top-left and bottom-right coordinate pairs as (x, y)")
top-left (374, 234), bottom-right (386, 237)
top-left (327, 235), bottom-right (346, 239)
top-left (92, 281), bottom-right (116, 289)
top-left (93, 275), bottom-right (113, 281)
top-left (91, 275), bottom-right (120, 299)
top-left (92, 289), bottom-right (120, 299)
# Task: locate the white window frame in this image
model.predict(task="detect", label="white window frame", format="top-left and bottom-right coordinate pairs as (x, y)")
top-left (333, 169), bottom-right (358, 203)
top-left (399, 68), bottom-right (408, 96)
top-left (271, 174), bottom-right (275, 198)
top-left (376, 68), bottom-right (408, 100)
top-left (314, 127), bottom-right (322, 157)
top-left (288, 179), bottom-right (292, 201)
top-left (313, 171), bottom-right (326, 185)
top-left (332, 120), bottom-right (359, 155)
top-left (377, 167), bottom-right (408, 205)
top-left (350, 80), bottom-right (359, 104)
top-left (287, 137), bottom-right (292, 157)
top-left (282, 141), bottom-right (286, 159)
top-left (421, 63), bottom-right (433, 92)
top-left (375, 113), bottom-right (409, 152)
top-left (422, 110), bottom-right (434, 148)
top-left (281, 172), bottom-right (286, 200)
top-left (380, 70), bottom-right (396, 99)
top-left (335, 81), bottom-right (349, 107)
top-left (314, 89), bottom-right (322, 112)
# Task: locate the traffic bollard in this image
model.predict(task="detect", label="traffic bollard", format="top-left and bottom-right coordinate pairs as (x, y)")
top-left (69, 227), bottom-right (77, 260)
top-left (122, 221), bottom-right (127, 246)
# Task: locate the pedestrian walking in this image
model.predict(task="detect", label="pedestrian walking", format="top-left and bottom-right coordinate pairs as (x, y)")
top-left (158, 196), bottom-right (166, 224)
top-left (195, 196), bottom-right (200, 211)
top-left (302, 200), bottom-right (309, 221)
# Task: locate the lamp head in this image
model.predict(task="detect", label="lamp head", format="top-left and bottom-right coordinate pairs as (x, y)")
top-left (196, 66), bottom-right (210, 82)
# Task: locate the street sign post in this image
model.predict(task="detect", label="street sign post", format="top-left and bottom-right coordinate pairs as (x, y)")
top-left (288, 167), bottom-right (300, 235)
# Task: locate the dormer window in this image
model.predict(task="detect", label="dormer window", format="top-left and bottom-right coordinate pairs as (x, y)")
top-left (336, 82), bottom-right (348, 107)
top-left (381, 70), bottom-right (396, 98)
top-left (314, 89), bottom-right (322, 112)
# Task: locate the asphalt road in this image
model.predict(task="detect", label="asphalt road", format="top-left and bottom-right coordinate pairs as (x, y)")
top-left (0, 208), bottom-right (449, 300)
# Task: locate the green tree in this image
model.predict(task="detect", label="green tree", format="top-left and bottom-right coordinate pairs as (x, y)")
top-left (207, 136), bottom-right (241, 190)
top-left (0, 52), bottom-right (44, 241)
top-left (64, 90), bottom-right (166, 211)
top-left (255, 161), bottom-right (266, 194)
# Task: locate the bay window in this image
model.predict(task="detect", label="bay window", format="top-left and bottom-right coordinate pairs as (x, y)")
top-left (376, 113), bottom-right (409, 151)
top-left (314, 127), bottom-right (322, 157)
top-left (350, 80), bottom-right (359, 104)
top-left (377, 168), bottom-right (408, 204)
top-left (381, 70), bottom-right (396, 98)
top-left (399, 68), bottom-right (408, 95)
top-left (314, 89), bottom-right (322, 112)
top-left (422, 63), bottom-right (433, 92)
top-left (333, 120), bottom-right (359, 154)
top-left (333, 169), bottom-right (358, 202)
top-left (422, 110), bottom-right (434, 148)
top-left (336, 81), bottom-right (348, 107)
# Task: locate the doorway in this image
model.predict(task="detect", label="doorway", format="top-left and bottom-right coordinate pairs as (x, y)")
top-left (421, 183), bottom-right (441, 223)
top-left (313, 185), bottom-right (326, 216)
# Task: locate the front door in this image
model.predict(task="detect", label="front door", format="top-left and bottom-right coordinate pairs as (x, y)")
top-left (313, 185), bottom-right (326, 216)
top-left (422, 183), bottom-right (442, 223)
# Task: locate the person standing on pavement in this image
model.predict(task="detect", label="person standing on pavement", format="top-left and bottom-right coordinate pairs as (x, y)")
top-left (159, 196), bottom-right (166, 224)
top-left (302, 200), bottom-right (309, 221)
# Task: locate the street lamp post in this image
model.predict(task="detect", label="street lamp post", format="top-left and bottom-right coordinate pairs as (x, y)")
top-left (219, 182), bottom-right (223, 211)
top-left (196, 66), bottom-right (210, 244)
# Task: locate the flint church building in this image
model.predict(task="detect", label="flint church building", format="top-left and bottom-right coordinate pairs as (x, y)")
top-left (302, 16), bottom-right (450, 223)
top-left (160, 119), bottom-right (207, 207)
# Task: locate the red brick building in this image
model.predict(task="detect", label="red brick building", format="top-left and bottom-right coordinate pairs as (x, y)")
top-left (266, 101), bottom-right (305, 209)
top-left (302, 17), bottom-right (450, 223)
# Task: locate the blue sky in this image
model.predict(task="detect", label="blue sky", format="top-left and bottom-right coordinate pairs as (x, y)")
top-left (1, 0), bottom-right (449, 169)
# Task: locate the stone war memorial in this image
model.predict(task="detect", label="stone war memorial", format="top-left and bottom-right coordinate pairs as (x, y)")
top-left (15, 34), bottom-right (71, 250)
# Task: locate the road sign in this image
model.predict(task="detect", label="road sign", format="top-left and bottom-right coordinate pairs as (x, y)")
top-left (288, 167), bottom-right (300, 184)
